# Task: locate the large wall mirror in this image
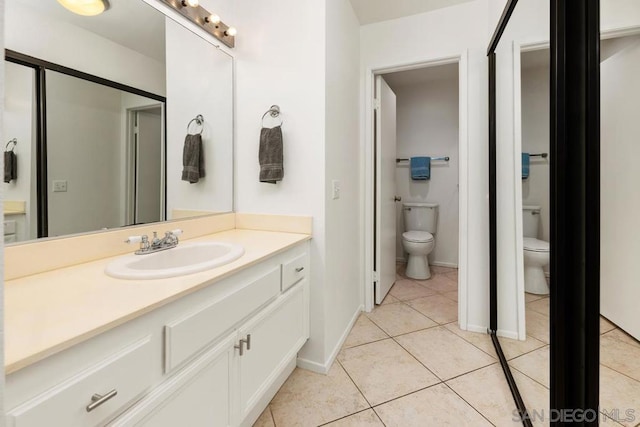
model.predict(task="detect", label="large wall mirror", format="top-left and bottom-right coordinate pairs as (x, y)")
top-left (3, 0), bottom-right (234, 244)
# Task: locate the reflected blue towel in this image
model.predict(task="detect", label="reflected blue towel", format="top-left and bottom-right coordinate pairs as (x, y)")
top-left (522, 153), bottom-right (530, 179)
top-left (410, 156), bottom-right (430, 180)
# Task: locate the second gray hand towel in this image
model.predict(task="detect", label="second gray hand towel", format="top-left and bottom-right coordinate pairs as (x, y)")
top-left (182, 134), bottom-right (205, 184)
top-left (259, 125), bottom-right (283, 183)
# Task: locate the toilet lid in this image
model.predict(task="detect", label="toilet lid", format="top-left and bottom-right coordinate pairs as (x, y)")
top-left (403, 231), bottom-right (434, 243)
top-left (523, 237), bottom-right (549, 252)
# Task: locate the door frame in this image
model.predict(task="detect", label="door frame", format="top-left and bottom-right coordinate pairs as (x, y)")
top-left (363, 52), bottom-right (469, 330)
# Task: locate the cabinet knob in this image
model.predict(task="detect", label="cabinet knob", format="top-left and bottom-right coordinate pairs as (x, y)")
top-left (295, 267), bottom-right (304, 273)
top-left (86, 389), bottom-right (118, 412)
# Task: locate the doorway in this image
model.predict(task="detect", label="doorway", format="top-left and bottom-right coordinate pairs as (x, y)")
top-left (365, 54), bottom-right (469, 330)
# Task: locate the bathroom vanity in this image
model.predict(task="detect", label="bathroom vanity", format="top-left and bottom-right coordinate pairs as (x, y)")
top-left (4, 224), bottom-right (311, 427)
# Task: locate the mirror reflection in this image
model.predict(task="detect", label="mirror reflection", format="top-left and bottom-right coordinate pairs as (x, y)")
top-left (3, 0), bottom-right (234, 244)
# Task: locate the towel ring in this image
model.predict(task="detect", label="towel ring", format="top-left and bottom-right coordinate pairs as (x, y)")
top-left (261, 105), bottom-right (283, 127)
top-left (187, 115), bottom-right (205, 135)
top-left (5, 138), bottom-right (17, 152)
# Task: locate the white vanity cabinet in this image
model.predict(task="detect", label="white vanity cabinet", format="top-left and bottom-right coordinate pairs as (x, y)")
top-left (6, 241), bottom-right (310, 427)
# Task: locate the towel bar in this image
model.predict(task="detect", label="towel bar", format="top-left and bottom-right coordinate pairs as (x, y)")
top-left (396, 156), bottom-right (449, 163)
top-left (262, 105), bottom-right (283, 127)
top-left (5, 138), bottom-right (17, 152)
top-left (187, 115), bottom-right (204, 135)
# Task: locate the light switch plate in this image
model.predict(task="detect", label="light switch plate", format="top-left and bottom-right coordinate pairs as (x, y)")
top-left (332, 180), bottom-right (340, 200)
top-left (53, 180), bottom-right (68, 192)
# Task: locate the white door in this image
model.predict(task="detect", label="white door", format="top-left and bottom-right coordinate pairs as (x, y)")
top-left (375, 76), bottom-right (397, 304)
top-left (135, 109), bottom-right (163, 224)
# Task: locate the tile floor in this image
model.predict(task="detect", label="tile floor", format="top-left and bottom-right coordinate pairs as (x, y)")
top-left (255, 265), bottom-right (640, 426)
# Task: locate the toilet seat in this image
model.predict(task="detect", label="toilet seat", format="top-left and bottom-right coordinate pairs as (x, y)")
top-left (402, 231), bottom-right (434, 243)
top-left (523, 237), bottom-right (549, 252)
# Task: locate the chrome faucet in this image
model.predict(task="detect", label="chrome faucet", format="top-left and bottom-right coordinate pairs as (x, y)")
top-left (125, 229), bottom-right (183, 255)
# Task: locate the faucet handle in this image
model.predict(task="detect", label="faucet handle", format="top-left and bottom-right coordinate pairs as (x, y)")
top-left (170, 229), bottom-right (183, 236)
top-left (125, 235), bottom-right (147, 244)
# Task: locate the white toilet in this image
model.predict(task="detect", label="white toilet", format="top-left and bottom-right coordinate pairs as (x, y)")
top-left (523, 205), bottom-right (550, 295)
top-left (401, 202), bottom-right (438, 280)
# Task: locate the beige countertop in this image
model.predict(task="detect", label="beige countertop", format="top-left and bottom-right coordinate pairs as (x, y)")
top-left (5, 229), bottom-right (311, 374)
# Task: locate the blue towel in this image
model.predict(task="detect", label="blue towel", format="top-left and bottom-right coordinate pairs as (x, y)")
top-left (522, 153), bottom-right (530, 179)
top-left (410, 156), bottom-right (430, 180)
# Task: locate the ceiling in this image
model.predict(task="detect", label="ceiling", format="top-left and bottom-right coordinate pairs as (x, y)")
top-left (17, 0), bottom-right (166, 63)
top-left (383, 63), bottom-right (459, 90)
top-left (348, 0), bottom-right (475, 25)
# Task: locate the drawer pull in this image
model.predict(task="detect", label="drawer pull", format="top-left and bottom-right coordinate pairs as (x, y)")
top-left (295, 267), bottom-right (304, 272)
top-left (235, 341), bottom-right (245, 356)
top-left (86, 389), bottom-right (118, 412)
top-left (243, 334), bottom-right (251, 351)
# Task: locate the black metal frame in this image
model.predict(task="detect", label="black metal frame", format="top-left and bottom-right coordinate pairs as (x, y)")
top-left (4, 49), bottom-right (167, 237)
top-left (488, 0), bottom-right (601, 425)
top-left (549, 0), bottom-right (600, 419)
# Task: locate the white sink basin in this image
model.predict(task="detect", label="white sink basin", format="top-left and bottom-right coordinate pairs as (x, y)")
top-left (105, 241), bottom-right (245, 280)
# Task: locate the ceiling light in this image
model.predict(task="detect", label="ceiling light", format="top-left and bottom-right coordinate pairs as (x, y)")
top-left (56, 0), bottom-right (109, 16)
top-left (225, 27), bottom-right (237, 37)
top-left (205, 14), bottom-right (221, 25)
top-left (182, 0), bottom-right (199, 7)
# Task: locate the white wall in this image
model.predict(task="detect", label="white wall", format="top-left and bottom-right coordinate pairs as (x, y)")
top-left (600, 35), bottom-right (640, 340)
top-left (230, 0), bottom-right (329, 368)
top-left (323, 0), bottom-right (362, 367)
top-left (5, 1), bottom-right (165, 96)
top-left (165, 18), bottom-right (234, 216)
top-left (361, 0), bottom-right (491, 333)
top-left (3, 62), bottom-right (36, 240)
top-left (521, 63), bottom-right (549, 243)
top-left (46, 72), bottom-right (123, 236)
top-left (393, 75), bottom-right (459, 267)
top-left (1, 0), bottom-right (7, 420)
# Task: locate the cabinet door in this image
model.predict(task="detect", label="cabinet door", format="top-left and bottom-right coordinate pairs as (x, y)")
top-left (236, 283), bottom-right (307, 420)
top-left (134, 337), bottom-right (234, 427)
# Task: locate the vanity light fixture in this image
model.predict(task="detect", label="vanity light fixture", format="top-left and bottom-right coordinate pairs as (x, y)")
top-left (161, 0), bottom-right (236, 48)
top-left (56, 0), bottom-right (109, 16)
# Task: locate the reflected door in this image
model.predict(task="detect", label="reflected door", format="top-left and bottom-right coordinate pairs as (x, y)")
top-left (375, 76), bottom-right (397, 304)
top-left (135, 108), bottom-right (163, 225)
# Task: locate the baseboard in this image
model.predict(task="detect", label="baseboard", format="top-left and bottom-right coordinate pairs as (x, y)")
top-left (296, 304), bottom-right (363, 375)
top-left (430, 261), bottom-right (459, 269)
top-left (466, 324), bottom-right (489, 334)
top-left (396, 257), bottom-right (406, 263)
top-left (497, 329), bottom-right (519, 340)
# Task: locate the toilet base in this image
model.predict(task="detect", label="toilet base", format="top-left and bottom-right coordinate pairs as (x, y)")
top-left (524, 266), bottom-right (549, 295)
top-left (406, 255), bottom-right (431, 280)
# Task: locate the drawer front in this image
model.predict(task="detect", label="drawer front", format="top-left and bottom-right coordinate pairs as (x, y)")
top-left (4, 220), bottom-right (16, 235)
top-left (281, 252), bottom-right (308, 292)
top-left (165, 266), bottom-right (281, 372)
top-left (8, 337), bottom-right (153, 427)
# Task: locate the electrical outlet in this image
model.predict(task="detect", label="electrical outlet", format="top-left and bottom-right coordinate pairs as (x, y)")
top-left (332, 180), bottom-right (340, 200)
top-left (53, 180), bottom-right (68, 192)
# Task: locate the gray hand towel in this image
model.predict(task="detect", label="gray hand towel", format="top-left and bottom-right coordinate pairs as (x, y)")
top-left (259, 126), bottom-right (283, 184)
top-left (181, 134), bottom-right (205, 184)
top-left (4, 151), bottom-right (17, 183)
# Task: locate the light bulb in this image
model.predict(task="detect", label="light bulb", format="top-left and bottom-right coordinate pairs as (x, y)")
top-left (56, 0), bottom-right (108, 16)
top-left (181, 0), bottom-right (199, 7)
top-left (205, 14), bottom-right (221, 24)
top-left (225, 27), bottom-right (237, 37)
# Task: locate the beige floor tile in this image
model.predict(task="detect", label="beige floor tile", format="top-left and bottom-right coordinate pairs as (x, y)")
top-left (323, 409), bottom-right (385, 426)
top-left (442, 324), bottom-right (496, 357)
top-left (389, 279), bottom-right (437, 301)
top-left (447, 364), bottom-right (549, 426)
top-left (600, 365), bottom-right (640, 427)
top-left (406, 294), bottom-right (458, 324)
top-left (509, 346), bottom-right (550, 388)
top-left (374, 383), bottom-right (492, 426)
top-left (525, 310), bottom-right (550, 344)
top-left (367, 303), bottom-right (437, 337)
top-left (497, 335), bottom-right (546, 361)
top-left (601, 333), bottom-right (640, 382)
top-left (269, 364), bottom-right (369, 426)
top-left (413, 274), bottom-right (458, 293)
top-left (343, 314), bottom-right (388, 349)
top-left (395, 327), bottom-right (496, 380)
top-left (444, 271), bottom-right (458, 283)
top-left (380, 294), bottom-right (400, 305)
top-left (338, 339), bottom-right (440, 406)
top-left (253, 406), bottom-right (275, 427)
top-left (524, 292), bottom-right (545, 303)
top-left (526, 298), bottom-right (549, 317)
top-left (600, 317), bottom-right (617, 335)
top-left (440, 290), bottom-right (458, 302)
top-left (604, 328), bottom-right (640, 348)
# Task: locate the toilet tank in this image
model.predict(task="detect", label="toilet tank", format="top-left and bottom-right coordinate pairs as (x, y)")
top-left (403, 203), bottom-right (438, 233)
top-left (523, 205), bottom-right (541, 238)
